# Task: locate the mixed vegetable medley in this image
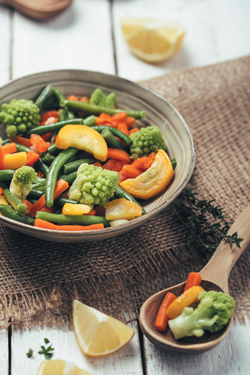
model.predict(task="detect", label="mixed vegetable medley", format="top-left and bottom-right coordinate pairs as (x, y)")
top-left (0, 85), bottom-right (175, 231)
top-left (155, 272), bottom-right (235, 339)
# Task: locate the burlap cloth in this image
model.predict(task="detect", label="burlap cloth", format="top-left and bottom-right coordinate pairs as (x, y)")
top-left (0, 56), bottom-right (250, 329)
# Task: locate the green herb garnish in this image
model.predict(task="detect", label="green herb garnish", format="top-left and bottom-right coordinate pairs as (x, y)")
top-left (44, 338), bottom-right (50, 344)
top-left (38, 342), bottom-right (54, 360)
top-left (26, 348), bottom-right (33, 358)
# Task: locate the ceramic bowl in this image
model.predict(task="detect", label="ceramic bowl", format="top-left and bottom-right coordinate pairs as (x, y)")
top-left (0, 70), bottom-right (195, 242)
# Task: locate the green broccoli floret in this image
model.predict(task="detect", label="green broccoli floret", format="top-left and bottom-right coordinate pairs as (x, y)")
top-left (90, 89), bottom-right (117, 109)
top-left (10, 166), bottom-right (38, 199)
top-left (0, 99), bottom-right (40, 137)
top-left (68, 163), bottom-right (119, 209)
top-left (130, 126), bottom-right (166, 160)
top-left (168, 291), bottom-right (236, 340)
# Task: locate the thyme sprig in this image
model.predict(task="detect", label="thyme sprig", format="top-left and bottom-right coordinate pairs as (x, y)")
top-left (173, 183), bottom-right (243, 256)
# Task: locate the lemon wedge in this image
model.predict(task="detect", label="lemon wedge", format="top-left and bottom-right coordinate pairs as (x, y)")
top-left (37, 360), bottom-right (92, 375)
top-left (121, 18), bottom-right (185, 63)
top-left (72, 300), bottom-right (135, 357)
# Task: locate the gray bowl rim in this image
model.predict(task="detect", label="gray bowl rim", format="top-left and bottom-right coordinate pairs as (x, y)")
top-left (0, 69), bottom-right (196, 238)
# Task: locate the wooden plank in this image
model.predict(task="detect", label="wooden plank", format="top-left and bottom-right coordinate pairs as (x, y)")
top-left (113, 0), bottom-right (250, 81)
top-left (0, 4), bottom-right (12, 86)
top-left (143, 318), bottom-right (250, 375)
top-left (0, 328), bottom-right (9, 375)
top-left (11, 0), bottom-right (115, 80)
top-left (11, 320), bottom-right (143, 375)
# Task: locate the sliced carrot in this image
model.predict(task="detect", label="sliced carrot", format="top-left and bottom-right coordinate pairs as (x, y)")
top-left (80, 96), bottom-right (89, 102)
top-left (26, 150), bottom-right (40, 167)
top-left (118, 171), bottom-right (128, 183)
top-left (0, 148), bottom-right (5, 170)
top-left (40, 116), bottom-right (58, 126)
top-left (183, 272), bottom-right (202, 292)
top-left (110, 120), bottom-right (120, 128)
top-left (4, 152), bottom-right (27, 169)
top-left (84, 209), bottom-right (96, 216)
top-left (125, 117), bottom-right (136, 127)
top-left (95, 117), bottom-right (106, 125)
top-left (102, 159), bottom-right (128, 172)
top-left (117, 123), bottom-right (129, 136)
top-left (30, 179), bottom-right (69, 218)
top-left (99, 113), bottom-right (112, 122)
top-left (155, 292), bottom-right (177, 331)
top-left (37, 171), bottom-right (45, 178)
top-left (30, 134), bottom-right (49, 153)
top-left (40, 111), bottom-right (59, 123)
top-left (132, 156), bottom-right (153, 171)
top-left (0, 187), bottom-right (4, 196)
top-left (112, 112), bottom-right (127, 122)
top-left (148, 152), bottom-right (156, 162)
top-left (21, 199), bottom-right (33, 214)
top-left (40, 207), bottom-right (55, 214)
top-left (67, 95), bottom-right (78, 101)
top-left (11, 136), bottom-right (32, 147)
top-left (34, 219), bottom-right (104, 231)
top-left (107, 148), bottom-right (131, 164)
top-left (1, 142), bottom-right (17, 155)
top-left (121, 164), bottom-right (142, 178)
top-left (41, 133), bottom-right (53, 142)
top-left (129, 128), bottom-right (140, 135)
top-left (93, 162), bottom-right (102, 167)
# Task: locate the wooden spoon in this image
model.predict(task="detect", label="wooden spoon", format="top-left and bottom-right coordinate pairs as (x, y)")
top-left (3, 0), bottom-right (73, 20)
top-left (139, 203), bottom-right (250, 354)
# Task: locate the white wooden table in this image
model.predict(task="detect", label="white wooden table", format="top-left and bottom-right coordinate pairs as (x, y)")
top-left (0, 0), bottom-right (250, 374)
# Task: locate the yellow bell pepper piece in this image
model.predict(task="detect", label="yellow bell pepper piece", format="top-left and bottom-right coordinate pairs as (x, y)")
top-left (120, 149), bottom-right (174, 199)
top-left (56, 125), bottom-right (108, 162)
top-left (4, 152), bottom-right (27, 169)
top-left (166, 286), bottom-right (205, 320)
top-left (104, 198), bottom-right (142, 220)
top-left (0, 195), bottom-right (8, 205)
top-left (62, 203), bottom-right (91, 215)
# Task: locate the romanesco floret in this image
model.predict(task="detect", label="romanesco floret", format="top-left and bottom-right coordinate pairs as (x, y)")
top-left (10, 166), bottom-right (38, 199)
top-left (90, 88), bottom-right (117, 109)
top-left (168, 291), bottom-right (236, 340)
top-left (68, 163), bottom-right (119, 209)
top-left (0, 99), bottom-right (40, 138)
top-left (130, 126), bottom-right (166, 160)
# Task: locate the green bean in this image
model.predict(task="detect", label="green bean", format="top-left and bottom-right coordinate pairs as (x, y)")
top-left (0, 204), bottom-right (34, 225)
top-left (1, 139), bottom-right (10, 146)
top-left (27, 189), bottom-right (44, 200)
top-left (0, 181), bottom-right (8, 189)
top-left (63, 157), bottom-right (96, 174)
top-left (42, 101), bottom-right (60, 110)
top-left (42, 152), bottom-right (56, 165)
top-left (101, 128), bottom-right (127, 151)
top-left (35, 158), bottom-right (49, 177)
top-left (91, 126), bottom-right (132, 146)
top-left (58, 171), bottom-right (77, 185)
top-left (35, 211), bottom-right (110, 227)
top-left (54, 88), bottom-right (66, 104)
top-left (54, 197), bottom-right (78, 207)
top-left (83, 115), bottom-right (97, 127)
top-left (3, 189), bottom-right (27, 215)
top-left (115, 186), bottom-right (146, 215)
top-left (35, 85), bottom-right (55, 110)
top-left (65, 109), bottom-right (75, 120)
top-left (26, 118), bottom-right (84, 137)
top-left (58, 108), bottom-right (66, 122)
top-left (16, 143), bottom-right (31, 153)
top-left (0, 170), bottom-right (15, 181)
top-left (47, 143), bottom-right (59, 155)
top-left (45, 147), bottom-right (79, 207)
top-left (61, 99), bottom-right (146, 119)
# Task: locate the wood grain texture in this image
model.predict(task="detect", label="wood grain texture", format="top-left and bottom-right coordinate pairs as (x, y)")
top-left (143, 317), bottom-right (250, 375)
top-left (0, 329), bottom-right (8, 375)
top-left (0, 4), bottom-right (11, 86)
top-left (11, 321), bottom-right (143, 375)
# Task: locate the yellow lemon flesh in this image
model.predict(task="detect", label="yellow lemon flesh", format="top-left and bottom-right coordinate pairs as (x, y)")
top-left (72, 300), bottom-right (135, 357)
top-left (37, 359), bottom-right (92, 375)
top-left (56, 125), bottom-right (108, 162)
top-left (121, 18), bottom-right (185, 63)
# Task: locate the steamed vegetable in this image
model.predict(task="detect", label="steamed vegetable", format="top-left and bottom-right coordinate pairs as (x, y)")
top-left (0, 99), bottom-right (40, 137)
top-left (129, 126), bottom-right (166, 160)
top-left (168, 291), bottom-right (235, 339)
top-left (90, 88), bottom-right (117, 109)
top-left (9, 166), bottom-right (37, 199)
top-left (68, 163), bottom-right (119, 209)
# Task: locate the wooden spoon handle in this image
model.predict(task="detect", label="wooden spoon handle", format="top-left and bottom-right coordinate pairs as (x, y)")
top-left (200, 203), bottom-right (250, 293)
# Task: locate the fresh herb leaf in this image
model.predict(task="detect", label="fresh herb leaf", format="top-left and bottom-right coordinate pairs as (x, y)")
top-left (26, 348), bottom-right (33, 358)
top-left (44, 338), bottom-right (50, 344)
top-left (38, 344), bottom-right (54, 360)
top-left (173, 175), bottom-right (243, 256)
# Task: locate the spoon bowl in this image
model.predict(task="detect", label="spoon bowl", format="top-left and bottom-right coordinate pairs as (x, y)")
top-left (139, 203), bottom-right (250, 354)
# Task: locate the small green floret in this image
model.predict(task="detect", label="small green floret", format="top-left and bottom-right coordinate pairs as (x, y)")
top-left (68, 163), bottom-right (119, 209)
top-left (90, 88), bottom-right (117, 109)
top-left (168, 291), bottom-right (236, 340)
top-left (10, 166), bottom-right (37, 199)
top-left (0, 99), bottom-right (40, 137)
top-left (130, 126), bottom-right (166, 160)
